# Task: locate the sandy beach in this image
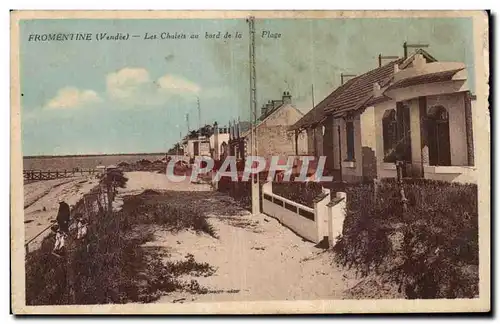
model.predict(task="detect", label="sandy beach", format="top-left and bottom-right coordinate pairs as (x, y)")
top-left (24, 176), bottom-right (100, 251)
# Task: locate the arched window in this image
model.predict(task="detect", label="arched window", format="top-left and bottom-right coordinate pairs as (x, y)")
top-left (428, 106), bottom-right (451, 166)
top-left (382, 104), bottom-right (412, 164)
top-left (382, 109), bottom-right (397, 156)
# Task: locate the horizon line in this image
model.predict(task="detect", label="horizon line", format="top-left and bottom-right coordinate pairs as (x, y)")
top-left (23, 152), bottom-right (168, 159)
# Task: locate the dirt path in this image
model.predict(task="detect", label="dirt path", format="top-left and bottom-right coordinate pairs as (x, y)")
top-left (24, 176), bottom-right (100, 250)
top-left (118, 172), bottom-right (357, 302)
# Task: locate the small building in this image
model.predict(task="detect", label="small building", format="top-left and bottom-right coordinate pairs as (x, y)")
top-left (182, 130), bottom-right (211, 161)
top-left (209, 122), bottom-right (230, 161)
top-left (290, 48), bottom-right (477, 184)
top-left (235, 91), bottom-right (307, 161)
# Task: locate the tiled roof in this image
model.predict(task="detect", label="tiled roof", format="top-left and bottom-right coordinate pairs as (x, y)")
top-left (324, 58), bottom-right (405, 115)
top-left (289, 49), bottom-right (440, 129)
top-left (288, 78), bottom-right (358, 131)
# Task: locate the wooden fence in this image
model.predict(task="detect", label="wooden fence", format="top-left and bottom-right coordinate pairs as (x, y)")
top-left (23, 169), bottom-right (99, 181)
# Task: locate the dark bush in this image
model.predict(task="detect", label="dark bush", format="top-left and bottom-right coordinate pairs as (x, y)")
top-left (333, 179), bottom-right (478, 299)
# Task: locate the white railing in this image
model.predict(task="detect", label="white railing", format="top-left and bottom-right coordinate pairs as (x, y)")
top-left (262, 182), bottom-right (346, 246)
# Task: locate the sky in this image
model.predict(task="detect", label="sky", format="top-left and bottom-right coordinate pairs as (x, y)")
top-left (19, 17), bottom-right (474, 156)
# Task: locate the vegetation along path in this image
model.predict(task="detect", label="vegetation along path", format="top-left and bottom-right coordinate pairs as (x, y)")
top-left (25, 171), bottom-right (397, 305)
top-left (117, 172), bottom-right (380, 303)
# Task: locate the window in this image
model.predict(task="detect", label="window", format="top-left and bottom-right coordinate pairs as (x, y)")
top-left (383, 104), bottom-right (412, 163)
top-left (346, 121), bottom-right (355, 161)
top-left (382, 109), bottom-right (397, 156)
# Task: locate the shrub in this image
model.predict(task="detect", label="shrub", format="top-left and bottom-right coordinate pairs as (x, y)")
top-left (333, 179), bottom-right (478, 299)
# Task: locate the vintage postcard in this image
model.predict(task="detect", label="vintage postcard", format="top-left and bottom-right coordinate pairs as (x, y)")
top-left (10, 10), bottom-right (490, 314)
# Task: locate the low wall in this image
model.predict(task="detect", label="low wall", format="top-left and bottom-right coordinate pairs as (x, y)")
top-left (262, 182), bottom-right (318, 242)
top-left (423, 166), bottom-right (477, 184)
top-left (262, 182), bottom-right (347, 246)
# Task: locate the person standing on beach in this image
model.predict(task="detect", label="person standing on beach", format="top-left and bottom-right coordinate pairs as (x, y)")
top-left (56, 199), bottom-right (70, 234)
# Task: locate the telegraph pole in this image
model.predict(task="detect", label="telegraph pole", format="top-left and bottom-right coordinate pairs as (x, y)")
top-left (311, 84), bottom-right (315, 108)
top-left (186, 113), bottom-right (190, 132)
top-left (247, 16), bottom-right (260, 215)
top-left (177, 131), bottom-right (182, 156)
top-left (197, 97), bottom-right (201, 135)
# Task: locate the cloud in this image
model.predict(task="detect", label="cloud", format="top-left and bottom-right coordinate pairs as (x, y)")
top-left (105, 68), bottom-right (202, 106)
top-left (45, 87), bottom-right (102, 109)
top-left (106, 67), bottom-right (151, 100)
top-left (157, 74), bottom-right (200, 94)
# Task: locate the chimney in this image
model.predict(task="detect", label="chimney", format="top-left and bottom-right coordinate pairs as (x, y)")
top-left (394, 63), bottom-right (400, 74)
top-left (373, 82), bottom-right (382, 97)
top-left (272, 100), bottom-right (283, 109)
top-left (261, 104), bottom-right (268, 117)
top-left (414, 53), bottom-right (426, 68)
top-left (265, 100), bottom-right (273, 112)
top-left (282, 91), bottom-right (292, 105)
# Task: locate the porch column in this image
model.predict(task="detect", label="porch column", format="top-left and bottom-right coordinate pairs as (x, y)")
top-left (464, 91), bottom-right (475, 166)
top-left (306, 128), bottom-right (315, 155)
top-left (294, 130), bottom-right (299, 155)
top-left (419, 97), bottom-right (430, 168)
top-left (409, 98), bottom-right (423, 177)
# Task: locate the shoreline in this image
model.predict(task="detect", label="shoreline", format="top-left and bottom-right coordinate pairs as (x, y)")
top-left (24, 152), bottom-right (167, 159)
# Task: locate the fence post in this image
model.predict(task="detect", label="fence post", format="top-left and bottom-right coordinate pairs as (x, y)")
top-left (373, 178), bottom-right (380, 202)
top-left (396, 161), bottom-right (408, 212)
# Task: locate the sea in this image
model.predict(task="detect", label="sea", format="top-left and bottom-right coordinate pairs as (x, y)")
top-left (23, 153), bottom-right (166, 171)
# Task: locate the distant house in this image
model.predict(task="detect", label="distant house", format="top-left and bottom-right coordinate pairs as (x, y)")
top-left (209, 122), bottom-right (230, 161)
top-left (233, 91), bottom-right (307, 161)
top-left (182, 137), bottom-right (206, 160)
top-left (182, 125), bottom-right (215, 161)
top-left (290, 48), bottom-right (477, 184)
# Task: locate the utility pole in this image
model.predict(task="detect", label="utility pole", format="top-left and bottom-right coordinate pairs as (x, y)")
top-left (197, 97), bottom-right (201, 137)
top-left (177, 131), bottom-right (181, 156)
top-left (311, 84), bottom-right (315, 108)
top-left (247, 16), bottom-right (260, 216)
top-left (186, 113), bottom-right (190, 132)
